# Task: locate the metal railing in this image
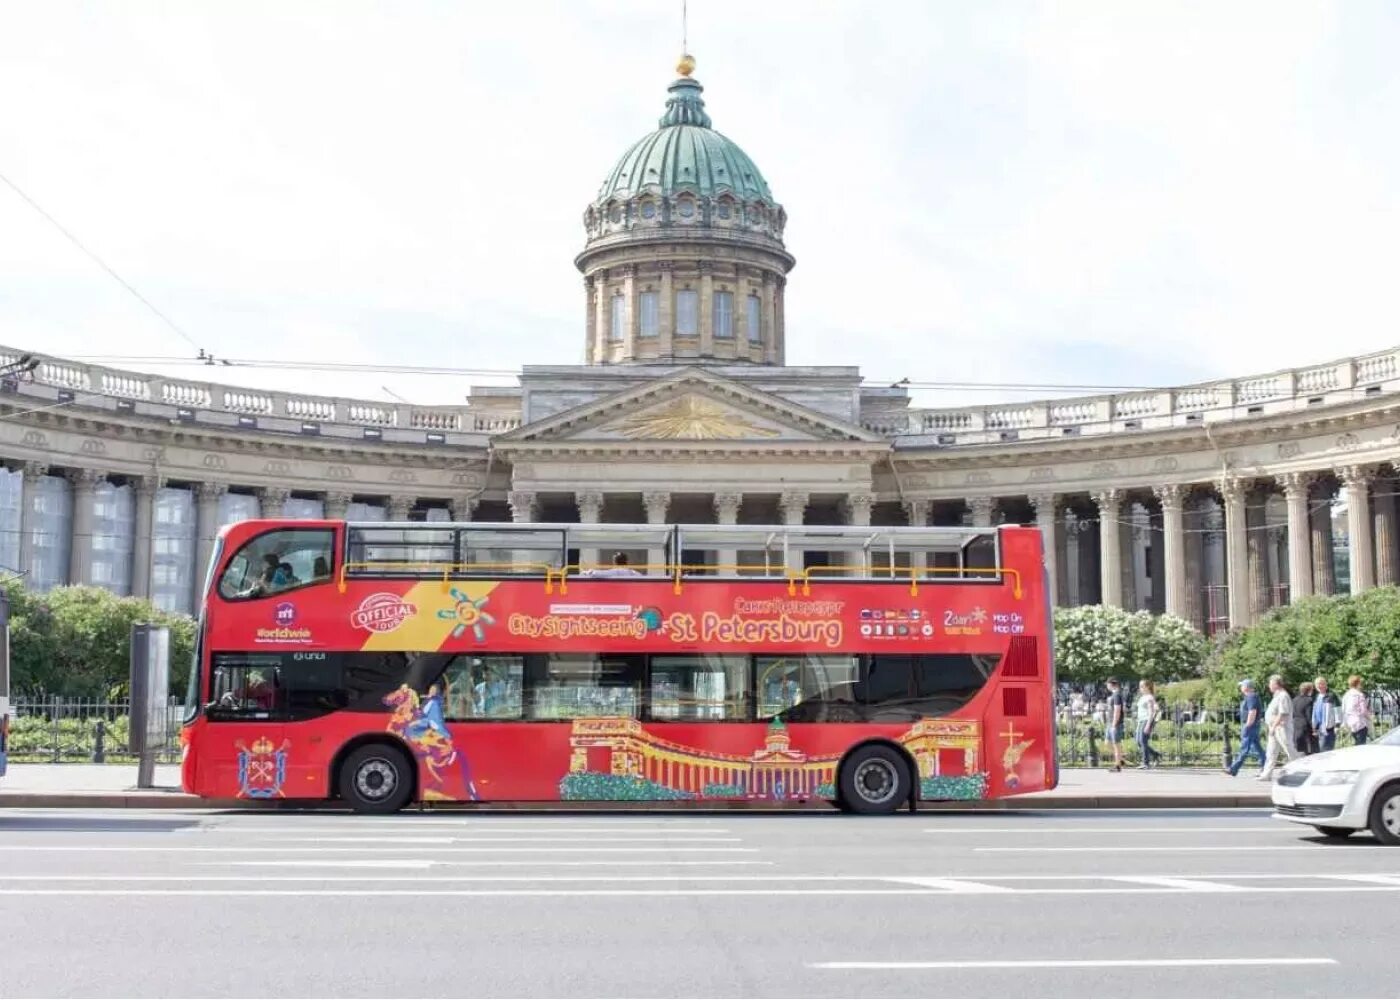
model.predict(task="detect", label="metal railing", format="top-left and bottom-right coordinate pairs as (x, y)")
top-left (7, 696), bottom-right (184, 764)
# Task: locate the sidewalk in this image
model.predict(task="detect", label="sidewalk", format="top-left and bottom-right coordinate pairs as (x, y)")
top-left (0, 763), bottom-right (1271, 810)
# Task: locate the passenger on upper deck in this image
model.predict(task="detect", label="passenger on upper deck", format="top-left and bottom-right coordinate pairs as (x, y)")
top-left (584, 552), bottom-right (642, 578)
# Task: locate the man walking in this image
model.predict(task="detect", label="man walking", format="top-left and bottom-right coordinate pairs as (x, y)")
top-left (1258, 673), bottom-right (1299, 781)
top-left (1312, 677), bottom-right (1341, 752)
top-left (1292, 681), bottom-right (1315, 756)
top-left (1225, 679), bottom-right (1265, 777)
top-left (1104, 677), bottom-right (1126, 772)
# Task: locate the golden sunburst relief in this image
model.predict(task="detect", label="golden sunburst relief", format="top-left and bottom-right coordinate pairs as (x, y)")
top-left (616, 395), bottom-right (780, 440)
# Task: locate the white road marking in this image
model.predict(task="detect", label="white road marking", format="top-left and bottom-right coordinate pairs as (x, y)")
top-left (1109, 876), bottom-right (1239, 892)
top-left (205, 859), bottom-right (774, 868)
top-left (262, 836), bottom-right (743, 845)
top-left (924, 826), bottom-right (1278, 834)
top-left (0, 845), bottom-right (760, 854)
top-left (810, 958), bottom-right (1337, 971)
top-left (0, 886), bottom-right (1396, 898)
top-left (186, 824), bottom-right (731, 834)
top-left (1326, 873), bottom-right (1400, 886)
top-left (975, 845), bottom-right (1351, 853)
top-left (881, 877), bottom-right (1014, 893)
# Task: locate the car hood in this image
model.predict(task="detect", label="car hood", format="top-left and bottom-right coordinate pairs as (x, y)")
top-left (1287, 744), bottom-right (1400, 772)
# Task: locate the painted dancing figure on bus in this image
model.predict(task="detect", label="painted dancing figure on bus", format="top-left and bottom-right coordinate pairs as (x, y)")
top-left (384, 684), bottom-right (480, 801)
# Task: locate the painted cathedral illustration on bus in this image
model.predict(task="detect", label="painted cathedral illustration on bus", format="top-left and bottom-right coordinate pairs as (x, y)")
top-left (558, 717), bottom-right (995, 801)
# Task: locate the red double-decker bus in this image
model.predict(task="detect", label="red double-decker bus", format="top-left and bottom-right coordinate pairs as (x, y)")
top-left (181, 519), bottom-right (1055, 813)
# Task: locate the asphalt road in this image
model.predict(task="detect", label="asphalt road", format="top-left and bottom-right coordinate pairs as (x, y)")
top-left (1, 806), bottom-right (1396, 999)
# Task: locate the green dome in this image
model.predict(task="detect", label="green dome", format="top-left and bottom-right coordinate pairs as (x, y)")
top-left (596, 76), bottom-right (774, 203)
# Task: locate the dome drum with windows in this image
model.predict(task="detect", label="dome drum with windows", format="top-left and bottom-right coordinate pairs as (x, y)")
top-left (578, 57), bottom-right (794, 367)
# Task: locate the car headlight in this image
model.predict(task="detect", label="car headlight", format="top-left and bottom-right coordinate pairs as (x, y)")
top-left (1310, 771), bottom-right (1359, 786)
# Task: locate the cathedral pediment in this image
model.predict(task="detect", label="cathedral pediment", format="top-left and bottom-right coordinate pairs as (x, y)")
top-left (497, 369), bottom-right (884, 446)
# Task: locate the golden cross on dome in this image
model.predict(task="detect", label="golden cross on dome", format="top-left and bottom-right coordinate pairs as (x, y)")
top-left (677, 0), bottom-right (694, 76)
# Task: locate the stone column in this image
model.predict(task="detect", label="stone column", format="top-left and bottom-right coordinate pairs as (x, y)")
top-left (1311, 483), bottom-right (1336, 596)
top-left (1245, 489), bottom-right (1268, 618)
top-left (132, 475), bottom-right (159, 599)
top-left (774, 276), bottom-right (787, 364)
top-left (1341, 465), bottom-right (1376, 593)
top-left (584, 276), bottom-right (598, 363)
top-left (575, 490), bottom-right (604, 571)
top-left (1029, 493), bottom-right (1060, 608)
top-left (508, 490), bottom-right (537, 524)
top-left (698, 263), bottom-right (715, 356)
top-left (968, 497), bottom-right (995, 528)
top-left (1119, 511), bottom-right (1138, 610)
top-left (323, 490), bottom-right (352, 521)
top-left (843, 492), bottom-right (874, 574)
top-left (761, 275), bottom-right (777, 364)
top-left (713, 492), bottom-right (742, 575)
top-left (387, 495), bottom-right (414, 522)
top-left (1279, 473), bottom-right (1313, 603)
top-left (259, 487), bottom-right (290, 519)
top-left (449, 495), bottom-right (477, 523)
top-left (658, 263), bottom-right (675, 359)
top-left (592, 273), bottom-right (608, 362)
top-left (622, 265), bottom-right (639, 358)
top-left (903, 497), bottom-right (930, 577)
top-left (194, 481), bottom-right (227, 601)
top-left (779, 490), bottom-right (809, 574)
top-left (1183, 494), bottom-right (1205, 627)
top-left (734, 270), bottom-right (751, 347)
top-left (643, 491), bottom-right (671, 576)
top-left (16, 461), bottom-right (47, 580)
top-left (1152, 485), bottom-right (1187, 619)
top-left (66, 469), bottom-right (104, 586)
top-left (1093, 489), bottom-right (1123, 607)
top-left (1373, 476), bottom-right (1398, 587)
top-left (1220, 477), bottom-right (1250, 628)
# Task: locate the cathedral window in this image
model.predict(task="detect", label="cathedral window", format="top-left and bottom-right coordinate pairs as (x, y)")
top-left (676, 290), bottom-right (698, 336)
top-left (609, 294), bottom-right (625, 342)
top-left (641, 201), bottom-right (657, 220)
top-left (677, 197), bottom-right (695, 219)
top-left (639, 292), bottom-right (659, 337)
top-left (746, 294), bottom-right (762, 342)
top-left (713, 291), bottom-right (734, 338)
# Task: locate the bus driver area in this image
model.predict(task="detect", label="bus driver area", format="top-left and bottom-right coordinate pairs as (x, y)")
top-left (183, 520), bottom-right (1054, 814)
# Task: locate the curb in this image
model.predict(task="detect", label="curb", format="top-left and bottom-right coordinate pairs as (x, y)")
top-left (0, 792), bottom-right (1274, 811)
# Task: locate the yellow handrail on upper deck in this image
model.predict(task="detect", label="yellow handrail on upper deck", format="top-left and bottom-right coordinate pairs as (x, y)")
top-left (337, 560), bottom-right (558, 594)
top-left (798, 563), bottom-right (1024, 599)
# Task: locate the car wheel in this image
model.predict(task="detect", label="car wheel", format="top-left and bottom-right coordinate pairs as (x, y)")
top-left (838, 744), bottom-right (910, 816)
top-left (1313, 826), bottom-right (1355, 839)
top-left (1368, 782), bottom-right (1400, 845)
top-left (338, 743), bottom-right (414, 814)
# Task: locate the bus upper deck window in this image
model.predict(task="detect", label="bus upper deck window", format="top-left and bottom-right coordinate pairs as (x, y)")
top-left (218, 528), bottom-right (335, 600)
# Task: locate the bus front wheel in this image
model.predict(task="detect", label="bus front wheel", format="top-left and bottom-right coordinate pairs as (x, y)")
top-left (338, 742), bottom-right (414, 814)
top-left (838, 744), bottom-right (911, 815)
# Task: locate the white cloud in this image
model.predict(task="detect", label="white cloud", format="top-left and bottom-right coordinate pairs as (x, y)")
top-left (1, 1), bottom-right (1397, 408)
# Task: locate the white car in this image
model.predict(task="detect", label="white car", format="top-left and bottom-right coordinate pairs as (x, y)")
top-left (1272, 727), bottom-right (1400, 842)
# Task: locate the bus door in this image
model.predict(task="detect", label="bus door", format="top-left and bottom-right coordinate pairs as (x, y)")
top-left (201, 652), bottom-right (288, 799)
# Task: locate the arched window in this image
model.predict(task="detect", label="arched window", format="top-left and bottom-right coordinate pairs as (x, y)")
top-left (609, 294), bottom-right (626, 342)
top-left (746, 294), bottom-right (762, 343)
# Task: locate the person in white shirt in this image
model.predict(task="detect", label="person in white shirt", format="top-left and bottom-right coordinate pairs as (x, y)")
top-left (1340, 675), bottom-right (1374, 746)
top-left (1258, 673), bottom-right (1300, 780)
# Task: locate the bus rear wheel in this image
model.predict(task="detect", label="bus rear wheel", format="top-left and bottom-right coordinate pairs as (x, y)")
top-left (338, 743), bottom-right (414, 814)
top-left (838, 744), bottom-right (911, 815)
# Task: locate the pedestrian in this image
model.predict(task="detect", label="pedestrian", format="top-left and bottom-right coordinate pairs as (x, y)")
top-left (1292, 681), bottom-right (1316, 756)
top-left (1104, 677), bottom-right (1127, 772)
top-left (1134, 679), bottom-right (1162, 769)
top-left (1258, 673), bottom-right (1299, 781)
top-left (1225, 679), bottom-right (1266, 776)
top-left (1312, 676), bottom-right (1341, 752)
top-left (1341, 675), bottom-right (1373, 746)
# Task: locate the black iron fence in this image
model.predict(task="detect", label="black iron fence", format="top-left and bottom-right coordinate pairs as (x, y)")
top-left (7, 696), bottom-right (184, 764)
top-left (1055, 693), bottom-right (1400, 768)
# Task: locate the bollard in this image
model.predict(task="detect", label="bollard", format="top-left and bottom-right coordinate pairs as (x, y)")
top-left (93, 719), bottom-right (106, 764)
top-left (1087, 725), bottom-right (1100, 768)
top-left (1221, 718), bottom-right (1233, 770)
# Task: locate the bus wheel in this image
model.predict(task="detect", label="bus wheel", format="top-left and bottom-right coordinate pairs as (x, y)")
top-left (338, 743), bottom-right (414, 814)
top-left (838, 744), bottom-right (910, 816)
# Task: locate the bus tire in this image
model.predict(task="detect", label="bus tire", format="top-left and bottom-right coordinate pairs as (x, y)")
top-left (838, 743), bottom-right (910, 815)
top-left (338, 742), bottom-right (414, 814)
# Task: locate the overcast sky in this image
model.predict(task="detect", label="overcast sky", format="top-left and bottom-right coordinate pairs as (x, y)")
top-left (2, 1), bottom-right (1398, 408)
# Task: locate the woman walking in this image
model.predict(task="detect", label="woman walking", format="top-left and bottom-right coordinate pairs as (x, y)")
top-left (1135, 679), bottom-right (1163, 769)
top-left (1341, 675), bottom-right (1373, 746)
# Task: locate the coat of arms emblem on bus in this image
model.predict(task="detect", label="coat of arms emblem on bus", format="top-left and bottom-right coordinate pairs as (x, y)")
top-left (235, 736), bottom-right (291, 798)
top-left (384, 684), bottom-right (480, 801)
top-left (436, 587), bottom-right (496, 642)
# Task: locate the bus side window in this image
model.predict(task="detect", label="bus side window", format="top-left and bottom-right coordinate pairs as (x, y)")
top-left (208, 654), bottom-right (284, 720)
top-left (218, 528), bottom-right (335, 600)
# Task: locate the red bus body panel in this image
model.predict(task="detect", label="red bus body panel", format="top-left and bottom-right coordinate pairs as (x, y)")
top-left (184, 521), bottom-right (1056, 805)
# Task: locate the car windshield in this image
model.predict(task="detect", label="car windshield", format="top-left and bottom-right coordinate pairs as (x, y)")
top-left (1377, 727), bottom-right (1400, 747)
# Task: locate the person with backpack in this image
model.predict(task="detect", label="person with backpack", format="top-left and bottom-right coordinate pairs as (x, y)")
top-left (1341, 675), bottom-right (1373, 746)
top-left (1104, 677), bottom-right (1127, 772)
top-left (1312, 676), bottom-right (1341, 752)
